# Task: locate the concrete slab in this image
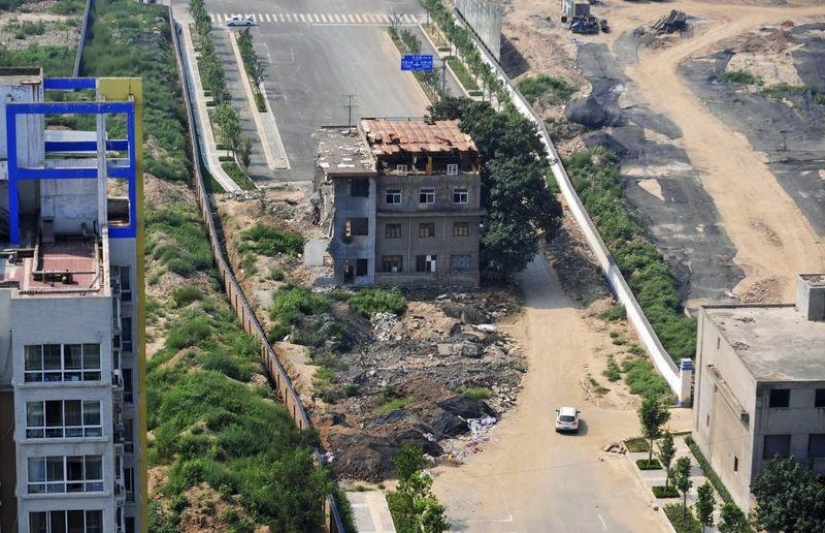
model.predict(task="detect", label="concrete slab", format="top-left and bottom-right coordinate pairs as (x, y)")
top-left (347, 491), bottom-right (397, 533)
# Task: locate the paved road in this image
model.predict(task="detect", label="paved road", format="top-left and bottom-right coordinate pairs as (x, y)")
top-left (433, 256), bottom-right (668, 533)
top-left (204, 0), bottom-right (431, 181)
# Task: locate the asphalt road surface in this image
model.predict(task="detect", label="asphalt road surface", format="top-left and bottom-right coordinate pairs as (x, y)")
top-left (204, 0), bottom-right (431, 181)
top-left (433, 256), bottom-right (668, 533)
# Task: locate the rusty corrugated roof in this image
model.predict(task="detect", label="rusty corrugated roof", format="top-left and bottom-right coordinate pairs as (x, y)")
top-left (360, 119), bottom-right (477, 155)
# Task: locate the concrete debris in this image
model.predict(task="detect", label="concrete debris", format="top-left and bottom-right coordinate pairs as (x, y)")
top-left (371, 312), bottom-right (399, 341)
top-left (475, 324), bottom-right (497, 333)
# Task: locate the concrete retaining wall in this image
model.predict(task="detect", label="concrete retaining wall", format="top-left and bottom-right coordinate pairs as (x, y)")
top-left (450, 11), bottom-right (687, 402)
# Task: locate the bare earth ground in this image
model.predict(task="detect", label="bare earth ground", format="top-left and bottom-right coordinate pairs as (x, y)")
top-left (503, 0), bottom-right (825, 303)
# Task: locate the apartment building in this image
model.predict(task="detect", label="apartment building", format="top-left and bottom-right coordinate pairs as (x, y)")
top-left (317, 118), bottom-right (484, 286)
top-left (693, 274), bottom-right (825, 512)
top-left (0, 69), bottom-right (145, 533)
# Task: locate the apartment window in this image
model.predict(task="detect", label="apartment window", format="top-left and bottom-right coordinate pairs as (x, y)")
top-left (769, 389), bottom-right (790, 408)
top-left (453, 187), bottom-right (469, 204)
top-left (396, 164), bottom-right (408, 175)
top-left (419, 187), bottom-right (435, 204)
top-left (24, 344), bottom-right (101, 383)
top-left (809, 434), bottom-right (825, 459)
top-left (124, 418), bottom-right (134, 453)
top-left (450, 254), bottom-right (472, 273)
top-left (119, 265), bottom-right (132, 302)
top-left (28, 455), bottom-right (103, 494)
top-left (453, 222), bottom-right (470, 237)
top-left (26, 400), bottom-right (101, 439)
top-left (125, 467), bottom-right (135, 502)
top-left (29, 510), bottom-right (103, 533)
top-left (350, 179), bottom-right (369, 197)
top-left (382, 256), bottom-right (403, 273)
top-left (415, 255), bottom-right (437, 273)
top-left (733, 456), bottom-right (739, 472)
top-left (126, 517), bottom-right (135, 533)
top-left (385, 223), bottom-right (401, 239)
top-left (419, 223), bottom-right (435, 238)
top-left (447, 163), bottom-right (459, 176)
top-left (344, 218), bottom-right (369, 237)
top-left (816, 389), bottom-right (825, 408)
top-left (121, 316), bottom-right (133, 352)
top-left (763, 435), bottom-right (791, 460)
top-left (123, 368), bottom-right (134, 404)
top-left (386, 189), bottom-right (402, 205)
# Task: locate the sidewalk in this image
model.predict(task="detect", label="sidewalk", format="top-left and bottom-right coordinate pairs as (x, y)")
top-left (172, 6), bottom-right (240, 192)
top-left (626, 435), bottom-right (723, 532)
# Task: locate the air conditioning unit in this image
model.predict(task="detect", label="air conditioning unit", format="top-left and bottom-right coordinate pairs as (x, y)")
top-left (112, 370), bottom-right (123, 388)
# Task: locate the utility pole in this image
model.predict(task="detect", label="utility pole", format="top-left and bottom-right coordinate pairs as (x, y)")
top-left (344, 94), bottom-right (356, 134)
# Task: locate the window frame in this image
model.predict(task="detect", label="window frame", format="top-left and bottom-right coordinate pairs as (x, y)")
top-left (453, 187), bottom-right (469, 204)
top-left (350, 179), bottom-right (369, 198)
top-left (29, 510), bottom-right (103, 533)
top-left (768, 389), bottom-right (790, 408)
top-left (446, 163), bottom-right (459, 176)
top-left (27, 455), bottom-right (104, 494)
top-left (419, 222), bottom-right (435, 238)
top-left (763, 434), bottom-right (791, 460)
top-left (453, 222), bottom-right (470, 237)
top-left (385, 223), bottom-right (402, 239)
top-left (385, 188), bottom-right (402, 205)
top-left (382, 255), bottom-right (403, 273)
top-left (415, 255), bottom-right (437, 273)
top-left (345, 218), bottom-right (369, 237)
top-left (24, 344), bottom-right (102, 383)
top-left (26, 400), bottom-right (102, 439)
top-left (419, 187), bottom-right (435, 204)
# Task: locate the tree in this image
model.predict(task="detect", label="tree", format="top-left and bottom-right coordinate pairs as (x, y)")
top-left (238, 136), bottom-right (252, 169)
top-left (718, 503), bottom-right (749, 533)
top-left (389, 444), bottom-right (449, 533)
top-left (394, 443), bottom-right (428, 482)
top-left (638, 395), bottom-right (671, 464)
top-left (659, 431), bottom-right (676, 491)
top-left (752, 456), bottom-right (825, 533)
top-left (695, 482), bottom-right (715, 532)
top-left (670, 456), bottom-right (693, 520)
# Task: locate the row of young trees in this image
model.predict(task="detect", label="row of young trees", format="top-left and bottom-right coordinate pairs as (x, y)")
top-left (388, 26), bottom-right (443, 101)
top-left (189, 0), bottom-right (251, 168)
top-left (428, 96), bottom-right (563, 280)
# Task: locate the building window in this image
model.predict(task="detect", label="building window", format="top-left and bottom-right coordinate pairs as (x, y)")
top-left (350, 179), bottom-right (369, 197)
top-left (447, 163), bottom-right (459, 176)
top-left (119, 265), bottom-right (132, 302)
top-left (419, 187), bottom-right (435, 204)
top-left (419, 223), bottom-right (435, 238)
top-left (453, 222), bottom-right (469, 237)
top-left (396, 164), bottom-right (408, 175)
top-left (382, 256), bottom-right (403, 273)
top-left (126, 517), bottom-right (135, 533)
top-left (453, 187), bottom-right (469, 204)
top-left (450, 254), bottom-right (472, 273)
top-left (769, 389), bottom-right (790, 408)
top-left (733, 456), bottom-right (739, 472)
top-left (124, 418), bottom-right (134, 453)
top-left (816, 389), bottom-right (825, 408)
top-left (356, 259), bottom-right (368, 277)
top-left (385, 224), bottom-right (401, 239)
top-left (26, 400), bottom-right (101, 439)
top-left (415, 255), bottom-right (437, 273)
top-left (809, 434), bottom-right (825, 459)
top-left (386, 189), bottom-right (401, 204)
top-left (24, 344), bottom-right (101, 383)
top-left (30, 510), bottom-right (103, 533)
top-left (123, 368), bottom-right (134, 404)
top-left (125, 467), bottom-right (135, 502)
top-left (763, 435), bottom-right (791, 460)
top-left (28, 455), bottom-right (103, 494)
top-left (345, 218), bottom-right (369, 237)
top-left (121, 316), bottom-right (133, 352)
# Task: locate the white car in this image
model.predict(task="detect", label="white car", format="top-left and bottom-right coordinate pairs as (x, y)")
top-left (555, 406), bottom-right (581, 433)
top-left (226, 15), bottom-right (255, 27)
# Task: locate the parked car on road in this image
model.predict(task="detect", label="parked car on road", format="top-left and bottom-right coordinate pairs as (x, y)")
top-left (555, 406), bottom-right (580, 433)
top-left (227, 15), bottom-right (255, 27)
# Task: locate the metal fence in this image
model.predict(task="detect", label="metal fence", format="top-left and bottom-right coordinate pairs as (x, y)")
top-left (167, 8), bottom-right (347, 530)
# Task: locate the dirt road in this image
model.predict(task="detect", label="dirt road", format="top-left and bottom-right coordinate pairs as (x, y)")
top-left (619, 1), bottom-right (825, 301)
top-left (432, 256), bottom-right (689, 532)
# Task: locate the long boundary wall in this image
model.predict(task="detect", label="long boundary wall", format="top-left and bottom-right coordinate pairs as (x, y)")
top-left (73, 0), bottom-right (94, 76)
top-left (449, 11), bottom-right (690, 404)
top-left (167, 9), bottom-right (347, 531)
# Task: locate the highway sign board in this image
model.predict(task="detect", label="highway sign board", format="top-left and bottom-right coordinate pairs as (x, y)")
top-left (401, 54), bottom-right (434, 72)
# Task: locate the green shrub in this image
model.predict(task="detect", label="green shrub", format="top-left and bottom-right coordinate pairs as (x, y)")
top-left (663, 503), bottom-right (702, 533)
top-left (598, 303), bottom-right (626, 322)
top-left (622, 358), bottom-right (675, 402)
top-left (376, 397), bottom-right (412, 414)
top-left (268, 268), bottom-right (285, 281)
top-left (201, 350), bottom-right (253, 382)
top-left (721, 69), bottom-right (762, 85)
top-left (347, 288), bottom-right (407, 318)
top-left (146, 203), bottom-right (214, 276)
top-left (636, 459), bottom-right (662, 470)
top-left (760, 83), bottom-right (810, 98)
top-left (270, 286), bottom-right (330, 321)
top-left (447, 58), bottom-right (478, 90)
top-left (166, 317), bottom-right (212, 351)
top-left (221, 162), bottom-right (256, 190)
top-left (653, 485), bottom-right (680, 498)
top-left (172, 286), bottom-right (202, 308)
top-left (603, 356), bottom-right (621, 382)
top-left (518, 74), bottom-right (575, 105)
top-left (240, 222), bottom-right (305, 257)
top-left (459, 386), bottom-right (492, 400)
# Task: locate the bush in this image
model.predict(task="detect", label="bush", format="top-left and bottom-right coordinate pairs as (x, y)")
top-left (347, 288), bottom-right (407, 318)
top-left (172, 285), bottom-right (202, 308)
top-left (240, 222), bottom-right (305, 257)
top-left (166, 317), bottom-right (212, 351)
top-left (653, 485), bottom-right (680, 498)
top-left (622, 358), bottom-right (675, 401)
top-left (598, 303), bottom-right (626, 322)
top-left (270, 286), bottom-right (330, 321)
top-left (636, 459), bottom-right (662, 470)
top-left (459, 386), bottom-right (492, 400)
top-left (721, 70), bottom-right (761, 85)
top-left (221, 162), bottom-right (256, 190)
top-left (663, 503), bottom-right (702, 533)
top-left (518, 74), bottom-right (575, 105)
top-left (603, 356), bottom-right (621, 382)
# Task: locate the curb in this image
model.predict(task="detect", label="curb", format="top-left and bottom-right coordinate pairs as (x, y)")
top-left (621, 440), bottom-right (678, 533)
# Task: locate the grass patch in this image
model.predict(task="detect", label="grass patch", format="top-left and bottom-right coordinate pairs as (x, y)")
top-left (518, 74), bottom-right (576, 105)
top-left (346, 288), bottom-right (407, 318)
top-left (760, 82), bottom-right (811, 99)
top-left (145, 202), bottom-right (215, 276)
top-left (663, 503), bottom-right (702, 533)
top-left (239, 222), bottom-right (304, 257)
top-left (603, 355), bottom-right (621, 382)
top-left (684, 435), bottom-right (734, 505)
top-left (447, 57), bottom-right (478, 91)
top-left (458, 386), bottom-right (492, 400)
top-left (171, 286), bottom-right (202, 308)
top-left (636, 459), bottom-right (662, 470)
top-left (624, 437), bottom-right (650, 453)
top-left (376, 396), bottom-right (412, 414)
top-left (0, 44), bottom-right (75, 77)
top-left (653, 485), bottom-right (680, 498)
top-left (587, 375), bottom-right (609, 396)
top-left (622, 358), bottom-right (675, 402)
top-left (221, 162), bottom-right (257, 191)
top-left (721, 69), bottom-right (762, 85)
top-left (598, 303), bottom-right (626, 322)
top-left (565, 148), bottom-right (697, 361)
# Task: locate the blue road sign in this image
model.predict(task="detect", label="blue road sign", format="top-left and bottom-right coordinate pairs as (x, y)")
top-left (401, 54), bottom-right (434, 72)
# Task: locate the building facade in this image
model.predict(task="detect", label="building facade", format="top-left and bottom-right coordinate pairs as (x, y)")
top-left (317, 119), bottom-right (484, 286)
top-left (693, 275), bottom-right (825, 512)
top-left (0, 69), bottom-right (145, 533)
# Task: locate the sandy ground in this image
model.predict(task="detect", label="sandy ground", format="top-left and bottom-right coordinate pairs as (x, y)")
top-left (432, 256), bottom-right (693, 532)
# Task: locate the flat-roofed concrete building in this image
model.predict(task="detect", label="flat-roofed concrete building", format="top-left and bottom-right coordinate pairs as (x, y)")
top-left (316, 119), bottom-right (484, 286)
top-left (0, 69), bottom-right (145, 533)
top-left (693, 274), bottom-right (825, 512)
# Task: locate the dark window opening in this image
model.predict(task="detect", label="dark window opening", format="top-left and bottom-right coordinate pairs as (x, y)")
top-left (453, 222), bottom-right (469, 237)
top-left (382, 256), bottom-right (403, 273)
top-left (350, 179), bottom-right (369, 197)
top-left (419, 223), bottom-right (435, 238)
top-left (345, 218), bottom-right (369, 237)
top-left (763, 434), bottom-right (791, 460)
top-left (385, 224), bottom-right (401, 239)
top-left (356, 259), bottom-right (368, 277)
top-left (816, 389), bottom-right (825, 408)
top-left (769, 389), bottom-right (790, 408)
